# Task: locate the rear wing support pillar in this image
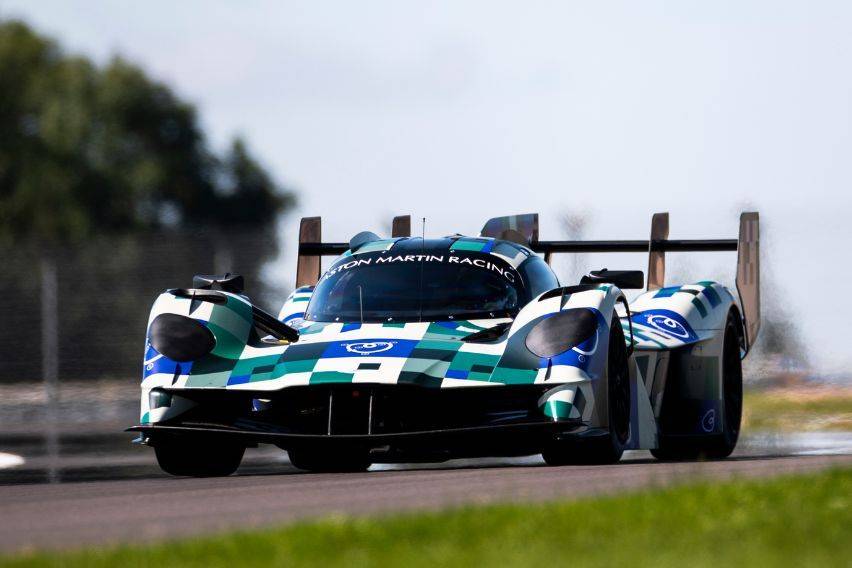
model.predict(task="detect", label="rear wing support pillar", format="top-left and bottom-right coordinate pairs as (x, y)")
top-left (296, 217), bottom-right (322, 288)
top-left (647, 212), bottom-right (669, 290)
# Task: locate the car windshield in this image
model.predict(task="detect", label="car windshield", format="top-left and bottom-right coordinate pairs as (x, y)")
top-left (305, 252), bottom-right (526, 323)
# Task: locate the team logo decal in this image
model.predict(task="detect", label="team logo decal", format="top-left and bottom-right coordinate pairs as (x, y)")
top-left (344, 341), bottom-right (396, 355)
top-left (646, 314), bottom-right (691, 339)
top-left (701, 409), bottom-right (716, 432)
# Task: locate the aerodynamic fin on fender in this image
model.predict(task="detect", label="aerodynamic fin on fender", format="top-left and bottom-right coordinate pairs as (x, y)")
top-left (736, 212), bottom-right (760, 350)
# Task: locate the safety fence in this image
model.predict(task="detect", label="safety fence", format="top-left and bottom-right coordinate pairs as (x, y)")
top-left (0, 229), bottom-right (286, 386)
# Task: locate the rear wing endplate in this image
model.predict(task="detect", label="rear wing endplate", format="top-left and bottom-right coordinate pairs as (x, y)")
top-left (736, 213), bottom-right (760, 348)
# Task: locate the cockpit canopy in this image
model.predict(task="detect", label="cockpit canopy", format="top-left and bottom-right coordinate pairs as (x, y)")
top-left (305, 238), bottom-right (558, 323)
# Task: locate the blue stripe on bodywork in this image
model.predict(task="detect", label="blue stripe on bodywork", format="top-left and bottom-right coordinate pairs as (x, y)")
top-left (226, 374), bottom-right (251, 385)
top-left (444, 369), bottom-right (469, 379)
top-left (143, 345), bottom-right (194, 380)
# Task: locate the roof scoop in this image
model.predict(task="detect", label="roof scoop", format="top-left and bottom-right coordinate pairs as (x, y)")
top-left (349, 231), bottom-right (382, 252)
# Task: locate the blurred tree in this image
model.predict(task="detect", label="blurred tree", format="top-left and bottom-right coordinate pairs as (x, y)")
top-left (0, 19), bottom-right (294, 242)
top-left (214, 137), bottom-right (295, 227)
top-left (0, 19), bottom-right (297, 384)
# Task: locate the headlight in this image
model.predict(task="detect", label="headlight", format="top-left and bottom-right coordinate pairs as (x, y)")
top-left (149, 313), bottom-right (216, 362)
top-left (525, 308), bottom-right (599, 358)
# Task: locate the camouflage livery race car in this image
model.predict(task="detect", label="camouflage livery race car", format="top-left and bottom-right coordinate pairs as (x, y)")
top-left (130, 212), bottom-right (760, 476)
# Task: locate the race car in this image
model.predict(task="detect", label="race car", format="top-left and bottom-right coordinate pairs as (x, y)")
top-left (130, 212), bottom-right (760, 476)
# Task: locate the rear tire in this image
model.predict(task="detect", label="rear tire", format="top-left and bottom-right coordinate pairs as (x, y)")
top-left (288, 448), bottom-right (371, 473)
top-left (542, 313), bottom-right (630, 466)
top-left (651, 310), bottom-right (743, 461)
top-left (154, 437), bottom-right (245, 477)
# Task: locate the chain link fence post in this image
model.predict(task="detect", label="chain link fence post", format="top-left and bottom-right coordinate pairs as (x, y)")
top-left (40, 255), bottom-right (60, 482)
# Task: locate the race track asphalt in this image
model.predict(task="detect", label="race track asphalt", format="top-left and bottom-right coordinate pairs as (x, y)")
top-left (1, 435), bottom-right (851, 553)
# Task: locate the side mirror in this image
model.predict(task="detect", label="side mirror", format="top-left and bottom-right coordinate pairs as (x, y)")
top-left (193, 273), bottom-right (245, 294)
top-left (580, 269), bottom-right (644, 290)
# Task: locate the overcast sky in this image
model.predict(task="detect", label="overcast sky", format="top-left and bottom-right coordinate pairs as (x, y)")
top-left (4, 1), bottom-right (851, 375)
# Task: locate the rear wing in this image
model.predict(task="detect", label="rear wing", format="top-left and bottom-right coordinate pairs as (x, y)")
top-left (481, 212), bottom-right (760, 350)
top-left (295, 215), bottom-right (411, 288)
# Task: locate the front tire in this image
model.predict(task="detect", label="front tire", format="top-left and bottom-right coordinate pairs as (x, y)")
top-left (154, 437), bottom-right (245, 477)
top-left (542, 313), bottom-right (631, 465)
top-left (651, 310), bottom-right (743, 461)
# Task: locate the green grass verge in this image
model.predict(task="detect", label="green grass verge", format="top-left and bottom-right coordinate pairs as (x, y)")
top-left (743, 388), bottom-right (852, 432)
top-left (4, 468), bottom-right (851, 568)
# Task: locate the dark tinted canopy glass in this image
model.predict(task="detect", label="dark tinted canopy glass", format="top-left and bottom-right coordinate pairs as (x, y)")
top-left (306, 252), bottom-right (527, 322)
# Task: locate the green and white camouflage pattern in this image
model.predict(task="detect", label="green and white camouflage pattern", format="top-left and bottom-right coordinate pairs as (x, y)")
top-left (141, 280), bottom-right (635, 436)
top-left (139, 228), bottom-right (744, 452)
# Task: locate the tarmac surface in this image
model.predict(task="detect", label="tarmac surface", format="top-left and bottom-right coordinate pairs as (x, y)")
top-left (1, 432), bottom-right (851, 553)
